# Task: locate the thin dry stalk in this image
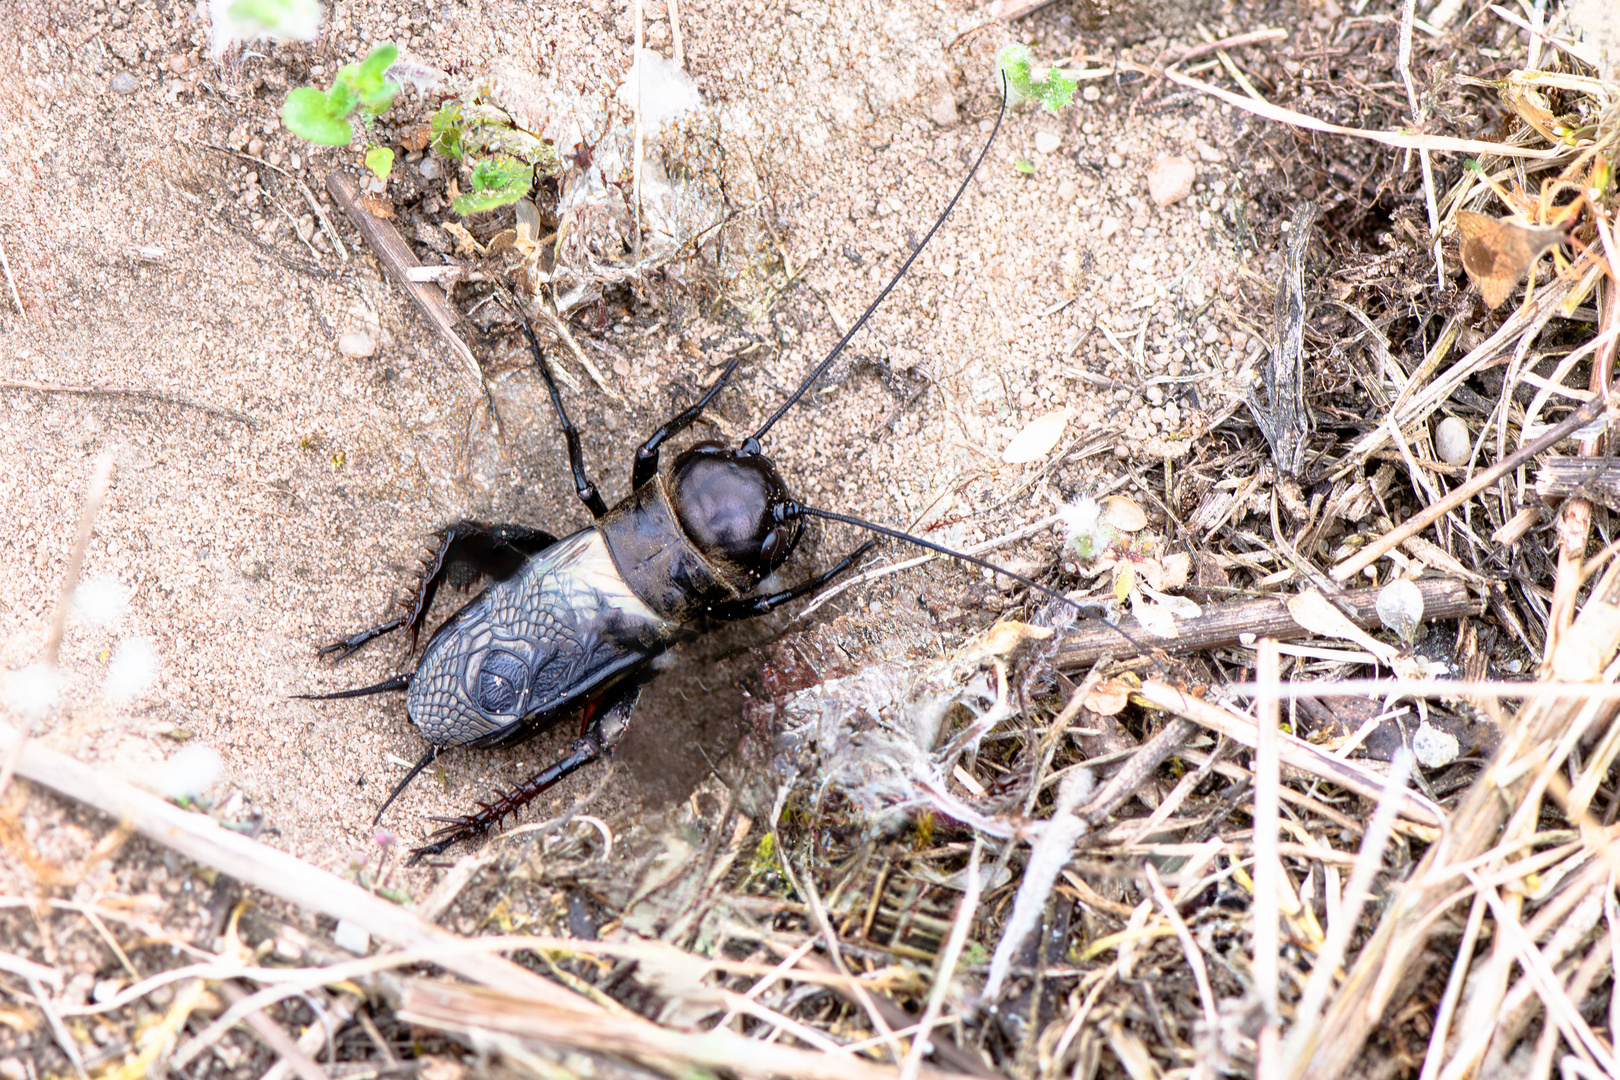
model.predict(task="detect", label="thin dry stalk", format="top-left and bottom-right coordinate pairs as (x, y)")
top-left (1253, 640), bottom-right (1282, 1077)
top-left (899, 836), bottom-right (981, 1080)
top-left (1283, 751), bottom-right (1413, 1079)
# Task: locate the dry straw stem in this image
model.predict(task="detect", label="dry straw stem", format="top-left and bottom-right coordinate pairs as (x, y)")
top-left (398, 979), bottom-right (984, 1080)
top-left (1295, 557), bottom-right (1620, 1077)
top-left (1133, 681), bottom-right (1445, 831)
top-left (1331, 386), bottom-right (1612, 580)
top-left (0, 720), bottom-right (590, 1012)
top-left (326, 171), bottom-right (479, 390)
top-left (1122, 60), bottom-right (1560, 160)
top-left (1252, 640), bottom-right (1283, 1075)
top-left (3, 723), bottom-right (990, 1075)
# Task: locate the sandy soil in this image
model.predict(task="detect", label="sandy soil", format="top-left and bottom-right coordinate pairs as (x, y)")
top-left (0, 0), bottom-right (1258, 885)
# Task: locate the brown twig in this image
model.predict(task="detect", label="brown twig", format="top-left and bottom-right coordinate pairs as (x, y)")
top-left (0, 377), bottom-right (258, 428)
top-left (326, 171), bottom-right (482, 392)
top-left (1054, 576), bottom-right (1481, 667)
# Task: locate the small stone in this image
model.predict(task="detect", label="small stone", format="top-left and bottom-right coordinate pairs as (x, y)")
top-left (1194, 140), bottom-right (1224, 162)
top-left (1104, 152), bottom-right (1124, 168)
top-left (1097, 216), bottom-right (1122, 239)
top-left (333, 918), bottom-right (370, 955)
top-left (927, 88), bottom-right (959, 127)
top-left (419, 156), bottom-right (442, 180)
top-left (1082, 84), bottom-right (1101, 102)
top-left (1034, 131), bottom-right (1061, 154)
top-left (1434, 416), bottom-right (1471, 465)
top-left (338, 331), bottom-right (377, 358)
top-left (1147, 155), bottom-right (1197, 207)
top-left (0, 1058), bottom-right (24, 1080)
top-left (167, 54), bottom-right (189, 74)
top-left (110, 71), bottom-right (138, 94)
top-left (1412, 721), bottom-right (1460, 769)
top-left (247, 136), bottom-right (264, 157)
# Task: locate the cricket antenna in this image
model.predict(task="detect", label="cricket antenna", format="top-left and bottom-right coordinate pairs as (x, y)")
top-left (742, 72), bottom-right (1010, 452)
top-left (779, 503), bottom-right (1161, 663)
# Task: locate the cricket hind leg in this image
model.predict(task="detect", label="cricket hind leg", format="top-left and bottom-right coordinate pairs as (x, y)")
top-left (406, 684), bottom-right (643, 864)
top-left (318, 521), bottom-right (558, 661)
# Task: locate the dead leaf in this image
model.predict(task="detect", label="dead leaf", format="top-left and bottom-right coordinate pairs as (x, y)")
top-left (1002, 410), bottom-right (1070, 463)
top-left (360, 195), bottom-right (395, 219)
top-left (442, 221), bottom-right (485, 257)
top-left (1101, 495), bottom-right (1147, 532)
top-left (1084, 678), bottom-right (1132, 715)
top-left (1286, 589), bottom-right (1397, 664)
top-left (398, 124), bottom-right (431, 152)
top-left (967, 620), bottom-right (1054, 660)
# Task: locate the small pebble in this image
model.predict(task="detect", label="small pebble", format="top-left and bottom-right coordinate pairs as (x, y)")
top-left (1412, 721), bottom-right (1460, 769)
top-left (333, 918), bottom-right (370, 955)
top-left (1147, 155), bottom-right (1197, 207)
top-left (110, 72), bottom-right (138, 94)
top-left (1104, 152), bottom-right (1124, 168)
top-left (1097, 216), bottom-right (1121, 239)
top-left (927, 89), bottom-right (958, 127)
top-left (1435, 416), bottom-right (1470, 465)
top-left (0, 1059), bottom-right (24, 1080)
top-left (1034, 131), bottom-right (1061, 154)
top-left (418, 156), bottom-right (441, 180)
top-left (167, 54), bottom-right (190, 74)
top-left (338, 331), bottom-right (377, 358)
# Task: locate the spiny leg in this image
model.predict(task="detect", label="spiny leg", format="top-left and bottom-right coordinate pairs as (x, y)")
top-left (512, 306), bottom-right (608, 519)
top-left (407, 685), bottom-right (643, 864)
top-left (705, 540), bottom-right (878, 621)
top-left (629, 351), bottom-right (749, 490)
top-left (372, 745), bottom-right (437, 825)
top-left (319, 521), bottom-right (557, 661)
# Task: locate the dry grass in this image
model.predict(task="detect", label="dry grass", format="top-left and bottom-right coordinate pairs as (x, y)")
top-left (2, 1), bottom-right (1619, 1079)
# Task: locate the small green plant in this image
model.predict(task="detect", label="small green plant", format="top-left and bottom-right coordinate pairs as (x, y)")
top-left (1014, 158), bottom-right (1035, 175)
top-left (997, 43), bottom-right (1078, 112)
top-left (428, 89), bottom-right (562, 216)
top-left (452, 155), bottom-right (533, 215)
top-left (282, 43), bottom-right (401, 146)
top-left (364, 145), bottom-right (395, 181)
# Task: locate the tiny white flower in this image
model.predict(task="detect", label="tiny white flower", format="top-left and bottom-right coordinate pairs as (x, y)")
top-left (1058, 496), bottom-right (1113, 559)
top-left (2, 663), bottom-right (61, 719)
top-left (105, 637), bottom-right (159, 703)
top-left (149, 744), bottom-right (224, 801)
top-left (72, 576), bottom-right (129, 628)
top-left (208, 0), bottom-right (321, 59)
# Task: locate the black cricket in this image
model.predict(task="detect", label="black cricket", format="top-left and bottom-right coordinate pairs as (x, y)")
top-left (307, 80), bottom-right (1137, 862)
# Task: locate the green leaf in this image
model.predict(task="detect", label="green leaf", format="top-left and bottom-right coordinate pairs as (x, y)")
top-left (997, 43), bottom-right (1034, 99)
top-left (282, 86), bottom-right (353, 145)
top-left (351, 44), bottom-right (400, 115)
top-left (357, 43), bottom-right (398, 80)
top-left (470, 156), bottom-right (530, 192)
top-left (1014, 158), bottom-right (1034, 175)
top-left (452, 156), bottom-right (533, 214)
top-left (1036, 67), bottom-right (1077, 112)
top-left (325, 73), bottom-right (357, 120)
top-left (430, 100), bottom-right (465, 159)
top-left (364, 145), bottom-right (394, 181)
top-left (451, 182), bottom-right (529, 215)
top-left (995, 42), bottom-right (1075, 113)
